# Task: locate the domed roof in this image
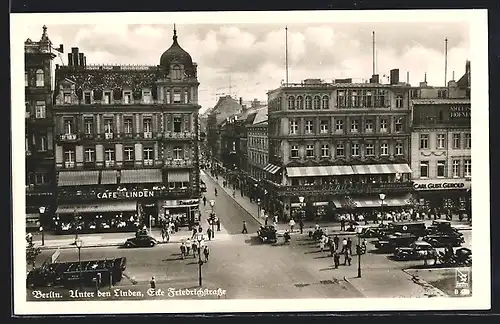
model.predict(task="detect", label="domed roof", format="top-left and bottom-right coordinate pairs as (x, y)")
top-left (160, 26), bottom-right (195, 77)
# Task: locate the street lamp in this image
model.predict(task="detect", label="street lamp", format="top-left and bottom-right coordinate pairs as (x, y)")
top-left (39, 206), bottom-right (45, 246)
top-left (75, 238), bottom-right (83, 290)
top-left (257, 198), bottom-right (261, 219)
top-left (209, 200), bottom-right (216, 238)
top-left (379, 193), bottom-right (386, 225)
top-left (298, 196), bottom-right (305, 220)
top-left (149, 215), bottom-right (152, 235)
top-left (356, 226), bottom-right (363, 278)
top-left (73, 208), bottom-right (79, 241)
top-left (196, 233), bottom-right (204, 287)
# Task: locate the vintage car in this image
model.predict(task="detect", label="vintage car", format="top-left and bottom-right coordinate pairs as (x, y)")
top-left (393, 241), bottom-right (437, 261)
top-left (357, 224), bottom-right (387, 238)
top-left (378, 221), bottom-right (427, 238)
top-left (123, 234), bottom-right (158, 248)
top-left (374, 232), bottom-right (419, 252)
top-left (257, 225), bottom-right (277, 243)
top-left (423, 233), bottom-right (465, 247)
top-left (426, 220), bottom-right (462, 235)
top-left (438, 247), bottom-right (472, 266)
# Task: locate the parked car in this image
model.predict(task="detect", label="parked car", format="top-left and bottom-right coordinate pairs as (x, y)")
top-left (393, 241), bottom-right (437, 261)
top-left (357, 225), bottom-right (385, 238)
top-left (257, 225), bottom-right (277, 243)
top-left (374, 232), bottom-right (419, 252)
top-left (426, 220), bottom-right (462, 235)
top-left (423, 233), bottom-right (465, 247)
top-left (379, 221), bottom-right (427, 238)
top-left (123, 235), bottom-right (158, 248)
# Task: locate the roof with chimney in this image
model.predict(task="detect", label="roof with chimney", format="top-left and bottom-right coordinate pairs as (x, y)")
top-left (210, 95), bottom-right (244, 126)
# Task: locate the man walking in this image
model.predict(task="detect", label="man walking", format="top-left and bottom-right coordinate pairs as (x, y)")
top-left (242, 220), bottom-right (248, 234)
top-left (207, 227), bottom-right (212, 241)
top-left (203, 245), bottom-right (210, 262)
top-left (203, 196), bottom-right (207, 206)
top-left (341, 237), bottom-right (348, 253)
top-left (289, 218), bottom-right (296, 233)
top-left (264, 214), bottom-right (269, 226)
top-left (346, 237), bottom-right (353, 255)
top-left (299, 218), bottom-right (304, 234)
top-left (333, 235), bottom-right (339, 252)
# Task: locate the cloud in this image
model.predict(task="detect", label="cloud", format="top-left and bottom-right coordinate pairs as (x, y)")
top-left (24, 22), bottom-right (470, 112)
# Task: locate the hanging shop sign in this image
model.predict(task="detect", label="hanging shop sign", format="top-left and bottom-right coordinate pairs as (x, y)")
top-left (413, 179), bottom-right (471, 191)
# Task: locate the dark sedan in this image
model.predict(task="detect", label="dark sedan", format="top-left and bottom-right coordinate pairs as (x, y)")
top-left (393, 241), bottom-right (437, 261)
top-left (123, 235), bottom-right (158, 248)
top-left (423, 234), bottom-right (465, 247)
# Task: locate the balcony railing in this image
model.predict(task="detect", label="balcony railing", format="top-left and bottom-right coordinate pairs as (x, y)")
top-left (105, 160), bottom-right (116, 167)
top-left (64, 161), bottom-right (76, 169)
top-left (60, 134), bottom-right (78, 141)
top-left (144, 132), bottom-right (153, 139)
top-left (164, 131), bottom-right (195, 139)
top-left (164, 159), bottom-right (193, 168)
top-left (104, 133), bottom-right (114, 139)
top-left (143, 159), bottom-right (154, 166)
top-left (275, 181), bottom-right (415, 197)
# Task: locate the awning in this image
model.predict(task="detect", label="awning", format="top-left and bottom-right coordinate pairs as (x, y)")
top-left (352, 164), bottom-right (412, 175)
top-left (56, 201), bottom-right (138, 214)
top-left (351, 195), bottom-right (412, 208)
top-left (57, 171), bottom-right (100, 186)
top-left (101, 170), bottom-right (118, 184)
top-left (120, 169), bottom-right (162, 184)
top-left (331, 199), bottom-right (343, 208)
top-left (167, 171), bottom-right (190, 182)
top-left (263, 164), bottom-right (281, 174)
top-left (286, 165), bottom-right (354, 177)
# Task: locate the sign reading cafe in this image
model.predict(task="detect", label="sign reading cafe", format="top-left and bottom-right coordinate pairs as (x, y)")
top-left (413, 179), bottom-right (471, 191)
top-left (97, 190), bottom-right (157, 200)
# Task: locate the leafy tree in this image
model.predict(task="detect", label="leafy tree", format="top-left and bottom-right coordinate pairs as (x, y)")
top-left (26, 234), bottom-right (41, 269)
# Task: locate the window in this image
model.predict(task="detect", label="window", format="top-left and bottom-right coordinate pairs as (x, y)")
top-left (172, 65), bottom-right (182, 80)
top-left (39, 136), bottom-right (47, 151)
top-left (366, 143), bottom-right (374, 156)
top-left (364, 90), bottom-right (372, 107)
top-left (437, 160), bottom-right (446, 178)
top-left (165, 89), bottom-right (171, 103)
top-left (63, 119), bottom-right (73, 135)
top-left (313, 96), bottom-right (321, 109)
top-left (453, 133), bottom-right (461, 149)
top-left (438, 90), bottom-right (447, 98)
top-left (380, 143), bottom-right (389, 156)
top-left (465, 133), bottom-right (471, 149)
top-left (365, 119), bottom-right (373, 132)
top-left (290, 145), bottom-right (299, 158)
top-left (104, 119), bottom-right (113, 134)
top-left (296, 96), bottom-right (304, 109)
top-left (104, 92), bottom-right (111, 104)
top-left (35, 69), bottom-right (44, 87)
top-left (437, 134), bottom-right (446, 149)
top-left (173, 146), bottom-right (183, 160)
top-left (395, 142), bottom-right (403, 156)
top-left (173, 90), bottom-right (181, 103)
top-left (104, 148), bottom-right (115, 165)
top-left (336, 144), bottom-right (345, 157)
top-left (184, 90), bottom-right (189, 104)
top-left (35, 173), bottom-right (46, 184)
top-left (396, 95), bottom-right (403, 108)
top-left (305, 96), bottom-right (312, 109)
top-left (351, 119), bottom-right (359, 132)
top-left (64, 149), bottom-right (74, 162)
top-left (25, 72), bottom-right (28, 87)
top-left (124, 118), bottom-right (133, 134)
top-left (173, 117), bottom-right (182, 132)
top-left (351, 90), bottom-right (361, 108)
top-left (84, 148), bottom-right (95, 162)
top-left (144, 147), bottom-right (154, 165)
top-left (305, 120), bottom-right (313, 134)
top-left (322, 95), bottom-right (329, 109)
top-left (287, 96), bottom-right (295, 110)
top-left (124, 147), bottom-right (134, 161)
top-left (464, 159), bottom-right (471, 177)
top-left (320, 120), bottom-right (328, 134)
top-left (124, 91), bottom-right (132, 104)
top-left (143, 90), bottom-right (152, 104)
top-left (35, 101), bottom-right (46, 118)
top-left (380, 118), bottom-right (387, 132)
top-left (452, 160), bottom-right (460, 177)
top-left (351, 143), bottom-right (360, 157)
top-left (84, 92), bottom-right (91, 104)
top-left (64, 93), bottom-right (72, 104)
top-left (143, 118), bottom-right (152, 133)
top-left (84, 118), bottom-right (93, 135)
top-left (420, 161), bottom-right (429, 178)
top-left (321, 144), bottom-right (329, 157)
top-left (337, 90), bottom-right (347, 108)
top-left (395, 118), bottom-right (403, 132)
top-left (335, 119), bottom-right (343, 132)
top-left (306, 145), bottom-right (314, 158)
top-left (420, 134), bottom-right (429, 149)
top-left (289, 119), bottom-right (298, 135)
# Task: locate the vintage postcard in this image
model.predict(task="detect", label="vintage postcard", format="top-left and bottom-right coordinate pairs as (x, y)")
top-left (11, 10), bottom-right (490, 315)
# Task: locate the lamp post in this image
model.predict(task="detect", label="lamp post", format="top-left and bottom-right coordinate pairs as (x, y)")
top-left (196, 233), bottom-right (204, 287)
top-left (39, 206), bottom-right (45, 246)
top-left (73, 208), bottom-right (79, 241)
top-left (75, 238), bottom-right (83, 290)
top-left (356, 226), bottom-right (363, 278)
top-left (209, 200), bottom-right (216, 238)
top-left (298, 196), bottom-right (305, 220)
top-left (379, 193), bottom-right (386, 225)
top-left (257, 198), bottom-right (261, 219)
top-left (149, 215), bottom-right (152, 235)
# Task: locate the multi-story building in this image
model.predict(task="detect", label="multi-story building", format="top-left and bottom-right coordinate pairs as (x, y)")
top-left (25, 26), bottom-right (63, 230)
top-left (410, 62), bottom-right (471, 217)
top-left (51, 28), bottom-right (202, 234)
top-left (246, 107), bottom-right (269, 198)
top-left (266, 71), bottom-right (415, 221)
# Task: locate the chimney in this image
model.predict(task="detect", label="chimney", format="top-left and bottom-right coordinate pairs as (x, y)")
top-left (71, 47), bottom-right (79, 66)
top-left (67, 53), bottom-right (73, 66)
top-left (83, 56), bottom-right (87, 67)
top-left (78, 53), bottom-right (84, 67)
top-left (239, 97), bottom-right (242, 105)
top-left (370, 74), bottom-right (379, 84)
top-left (58, 44), bottom-right (64, 53)
top-left (390, 69), bottom-right (399, 85)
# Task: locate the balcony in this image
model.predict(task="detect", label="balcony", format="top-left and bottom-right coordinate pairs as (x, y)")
top-left (275, 181), bottom-right (415, 197)
top-left (60, 134), bottom-right (78, 142)
top-left (143, 132), bottom-right (153, 139)
top-left (64, 161), bottom-right (76, 169)
top-left (164, 131), bottom-right (195, 140)
top-left (105, 160), bottom-right (116, 168)
top-left (164, 159), bottom-right (193, 168)
top-left (104, 133), bottom-right (114, 140)
top-left (143, 159), bottom-right (154, 166)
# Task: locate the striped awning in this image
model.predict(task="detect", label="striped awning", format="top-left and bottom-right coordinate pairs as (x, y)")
top-left (167, 171), bottom-right (190, 182)
top-left (331, 199), bottom-right (344, 208)
top-left (352, 164), bottom-right (412, 175)
top-left (351, 195), bottom-right (412, 208)
top-left (101, 170), bottom-right (118, 184)
top-left (57, 171), bottom-right (100, 187)
top-left (120, 169), bottom-right (162, 184)
top-left (56, 201), bottom-right (138, 214)
top-left (263, 164), bottom-right (281, 174)
top-left (286, 165), bottom-right (354, 177)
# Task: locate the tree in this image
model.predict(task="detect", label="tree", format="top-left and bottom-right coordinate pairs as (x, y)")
top-left (26, 234), bottom-right (41, 269)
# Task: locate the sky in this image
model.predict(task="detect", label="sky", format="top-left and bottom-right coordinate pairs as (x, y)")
top-left (23, 22), bottom-right (470, 113)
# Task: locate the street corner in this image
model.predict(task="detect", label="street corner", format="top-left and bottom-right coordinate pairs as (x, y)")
top-left (403, 266), bottom-right (472, 297)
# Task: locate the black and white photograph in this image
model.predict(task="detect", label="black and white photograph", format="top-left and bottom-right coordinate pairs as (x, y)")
top-left (11, 10), bottom-right (490, 315)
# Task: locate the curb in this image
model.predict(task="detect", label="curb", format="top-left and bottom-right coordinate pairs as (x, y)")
top-left (342, 276), bottom-right (366, 298)
top-left (401, 268), bottom-right (449, 297)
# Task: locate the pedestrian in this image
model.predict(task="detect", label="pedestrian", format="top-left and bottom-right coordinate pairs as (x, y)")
top-left (215, 188), bottom-right (218, 196)
top-left (333, 235), bottom-right (339, 251)
top-left (207, 227), bottom-right (212, 241)
top-left (344, 249), bottom-right (352, 266)
top-left (233, 189), bottom-right (236, 197)
top-left (340, 217), bottom-right (346, 231)
top-left (180, 241), bottom-right (186, 259)
top-left (198, 224), bottom-right (203, 233)
top-left (274, 214), bottom-right (278, 225)
top-left (319, 235), bottom-right (326, 252)
top-left (216, 217), bottom-right (221, 232)
top-left (185, 238), bottom-right (191, 255)
top-left (150, 276), bottom-right (156, 289)
top-left (346, 238), bottom-right (353, 255)
top-left (289, 218), bottom-right (296, 232)
top-left (161, 228), bottom-right (166, 242)
top-left (299, 218), bottom-right (304, 234)
top-left (333, 252), bottom-right (340, 269)
top-left (192, 240), bottom-right (198, 258)
top-left (191, 228), bottom-right (197, 239)
top-left (329, 240), bottom-right (336, 257)
top-left (264, 214), bottom-right (269, 226)
top-left (342, 238), bottom-right (348, 253)
top-left (242, 220), bottom-right (248, 234)
top-left (203, 245), bottom-right (210, 262)
top-left (203, 196), bottom-right (207, 206)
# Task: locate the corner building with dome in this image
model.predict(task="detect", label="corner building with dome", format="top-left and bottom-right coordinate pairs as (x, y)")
top-left (51, 27), bottom-right (202, 234)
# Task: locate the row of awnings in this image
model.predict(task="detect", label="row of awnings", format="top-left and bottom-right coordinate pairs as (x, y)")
top-left (286, 164), bottom-right (411, 178)
top-left (289, 195), bottom-right (411, 208)
top-left (57, 169), bottom-right (163, 187)
top-left (56, 201), bottom-right (138, 214)
top-left (263, 163), bottom-right (281, 174)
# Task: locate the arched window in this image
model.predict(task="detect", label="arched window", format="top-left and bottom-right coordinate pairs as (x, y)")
top-left (322, 95), bottom-right (329, 109)
top-left (313, 96), bottom-right (321, 109)
top-left (35, 69), bottom-right (44, 87)
top-left (305, 96), bottom-right (312, 109)
top-left (172, 65), bottom-right (182, 80)
top-left (288, 96), bottom-right (295, 110)
top-left (296, 96), bottom-right (304, 109)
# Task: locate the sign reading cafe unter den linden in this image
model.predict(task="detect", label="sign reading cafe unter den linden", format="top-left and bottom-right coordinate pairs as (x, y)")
top-left (97, 190), bottom-right (156, 199)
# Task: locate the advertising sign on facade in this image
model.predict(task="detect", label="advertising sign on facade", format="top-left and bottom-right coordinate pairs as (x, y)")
top-left (413, 178), bottom-right (471, 191)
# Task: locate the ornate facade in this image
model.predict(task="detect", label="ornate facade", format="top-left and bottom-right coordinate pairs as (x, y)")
top-left (52, 28), bottom-right (202, 233)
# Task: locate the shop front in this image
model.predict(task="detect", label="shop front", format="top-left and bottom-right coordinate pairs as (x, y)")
top-left (159, 199), bottom-right (200, 229)
top-left (412, 178), bottom-right (472, 216)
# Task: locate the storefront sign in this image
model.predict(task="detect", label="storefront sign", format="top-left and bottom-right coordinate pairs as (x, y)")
top-left (97, 190), bottom-right (157, 199)
top-left (413, 179), bottom-right (471, 191)
top-left (449, 105), bottom-right (471, 119)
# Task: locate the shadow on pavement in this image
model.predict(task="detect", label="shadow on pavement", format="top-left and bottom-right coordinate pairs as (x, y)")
top-left (304, 250), bottom-right (322, 254)
top-left (244, 236), bottom-right (266, 245)
top-left (313, 255), bottom-right (331, 259)
top-left (162, 257), bottom-right (183, 262)
top-left (368, 249), bottom-right (390, 255)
